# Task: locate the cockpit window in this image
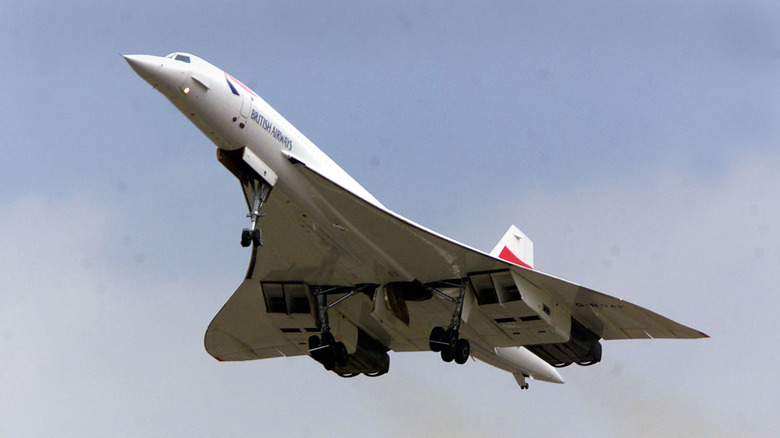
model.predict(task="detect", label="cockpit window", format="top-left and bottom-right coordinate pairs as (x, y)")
top-left (165, 53), bottom-right (191, 63)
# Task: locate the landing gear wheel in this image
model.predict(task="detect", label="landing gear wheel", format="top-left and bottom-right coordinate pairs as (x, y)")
top-left (321, 349), bottom-right (336, 371)
top-left (308, 335), bottom-right (321, 350)
top-left (308, 335), bottom-right (322, 361)
top-left (334, 342), bottom-right (348, 367)
top-left (429, 326), bottom-right (445, 352)
top-left (441, 347), bottom-right (454, 363)
top-left (241, 228), bottom-right (262, 247)
top-left (444, 328), bottom-right (459, 349)
top-left (320, 331), bottom-right (335, 347)
top-left (315, 331), bottom-right (336, 370)
top-left (241, 229), bottom-right (252, 247)
top-left (453, 338), bottom-right (470, 364)
top-left (239, 178), bottom-right (271, 248)
top-left (432, 282), bottom-right (470, 366)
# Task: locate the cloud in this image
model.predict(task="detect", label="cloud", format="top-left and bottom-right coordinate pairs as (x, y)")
top-left (0, 194), bottom-right (223, 435)
top-left (0, 194), bottom-right (112, 435)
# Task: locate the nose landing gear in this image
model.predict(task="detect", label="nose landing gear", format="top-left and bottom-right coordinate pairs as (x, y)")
top-left (240, 228), bottom-right (262, 247)
top-left (241, 179), bottom-right (270, 247)
top-left (215, 148), bottom-right (275, 249)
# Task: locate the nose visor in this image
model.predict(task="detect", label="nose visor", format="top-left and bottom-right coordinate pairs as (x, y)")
top-left (124, 54), bottom-right (190, 97)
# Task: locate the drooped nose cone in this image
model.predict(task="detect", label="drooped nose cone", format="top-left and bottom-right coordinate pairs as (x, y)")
top-left (124, 54), bottom-right (190, 97)
top-left (124, 54), bottom-right (164, 87)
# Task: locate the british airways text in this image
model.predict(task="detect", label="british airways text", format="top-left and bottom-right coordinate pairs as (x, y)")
top-left (251, 109), bottom-right (293, 150)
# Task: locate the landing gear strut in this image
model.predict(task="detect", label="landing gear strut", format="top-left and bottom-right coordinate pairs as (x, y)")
top-left (241, 179), bottom-right (271, 247)
top-left (429, 282), bottom-right (471, 365)
top-left (307, 287), bottom-right (357, 371)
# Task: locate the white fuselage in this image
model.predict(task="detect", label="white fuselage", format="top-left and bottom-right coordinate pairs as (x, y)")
top-left (125, 53), bottom-right (381, 208)
top-left (125, 52), bottom-right (563, 385)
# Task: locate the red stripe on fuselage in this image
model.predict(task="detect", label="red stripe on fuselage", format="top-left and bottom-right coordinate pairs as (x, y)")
top-left (498, 246), bottom-right (533, 269)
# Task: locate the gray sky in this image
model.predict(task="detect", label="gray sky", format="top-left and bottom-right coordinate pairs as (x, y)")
top-left (1, 1), bottom-right (778, 436)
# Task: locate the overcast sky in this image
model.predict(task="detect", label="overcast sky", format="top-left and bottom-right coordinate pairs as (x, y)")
top-left (1, 1), bottom-right (778, 436)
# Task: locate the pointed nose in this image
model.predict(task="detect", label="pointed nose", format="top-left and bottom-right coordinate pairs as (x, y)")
top-left (123, 54), bottom-right (164, 86)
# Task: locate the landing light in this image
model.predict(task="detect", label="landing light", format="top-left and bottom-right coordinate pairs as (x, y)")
top-left (182, 86), bottom-right (190, 94)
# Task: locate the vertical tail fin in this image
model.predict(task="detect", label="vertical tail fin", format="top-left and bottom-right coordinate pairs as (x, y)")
top-left (490, 225), bottom-right (534, 269)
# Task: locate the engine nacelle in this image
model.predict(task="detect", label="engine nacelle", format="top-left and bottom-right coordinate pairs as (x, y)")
top-left (316, 310), bottom-right (389, 377)
top-left (526, 319), bottom-right (602, 367)
top-left (332, 328), bottom-right (390, 377)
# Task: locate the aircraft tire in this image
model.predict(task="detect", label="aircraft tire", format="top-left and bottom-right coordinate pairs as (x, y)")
top-left (441, 347), bottom-right (454, 363)
top-left (335, 342), bottom-right (349, 367)
top-left (321, 332), bottom-right (335, 346)
top-left (444, 328), bottom-right (459, 348)
top-left (321, 351), bottom-right (336, 371)
top-left (454, 338), bottom-right (470, 364)
top-left (429, 326), bottom-right (445, 352)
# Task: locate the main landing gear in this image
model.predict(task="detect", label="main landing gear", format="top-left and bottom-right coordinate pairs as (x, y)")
top-left (428, 282), bottom-right (470, 365)
top-left (308, 287), bottom-right (358, 371)
top-left (241, 179), bottom-right (271, 247)
top-left (308, 330), bottom-right (349, 371)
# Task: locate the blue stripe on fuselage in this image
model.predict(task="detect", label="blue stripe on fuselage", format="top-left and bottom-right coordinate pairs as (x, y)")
top-left (226, 77), bottom-right (239, 96)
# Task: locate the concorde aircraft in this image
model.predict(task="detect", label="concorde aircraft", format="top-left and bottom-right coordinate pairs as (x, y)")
top-left (125, 52), bottom-right (707, 389)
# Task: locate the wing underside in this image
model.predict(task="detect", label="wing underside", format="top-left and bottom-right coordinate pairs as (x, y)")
top-left (205, 157), bottom-right (706, 362)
